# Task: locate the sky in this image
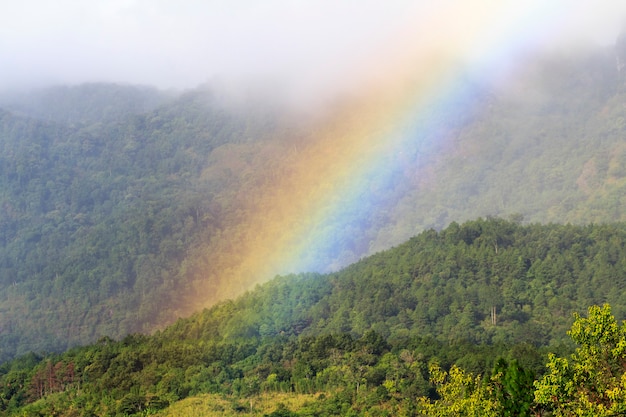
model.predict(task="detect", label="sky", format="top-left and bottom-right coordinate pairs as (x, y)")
top-left (1, 1), bottom-right (626, 97)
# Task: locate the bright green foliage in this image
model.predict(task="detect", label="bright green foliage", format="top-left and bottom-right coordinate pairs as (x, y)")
top-left (417, 363), bottom-right (499, 416)
top-left (2, 284), bottom-right (626, 415)
top-left (534, 304), bottom-right (626, 416)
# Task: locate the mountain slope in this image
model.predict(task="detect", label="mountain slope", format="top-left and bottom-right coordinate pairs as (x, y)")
top-left (0, 86), bottom-right (286, 358)
top-left (168, 218), bottom-right (626, 348)
top-left (1, 42), bottom-right (626, 358)
top-left (367, 47), bottom-right (625, 251)
top-left (1, 219), bottom-right (626, 415)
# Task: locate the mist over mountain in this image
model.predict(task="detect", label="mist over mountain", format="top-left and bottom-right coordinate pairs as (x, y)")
top-left (0, 37), bottom-right (626, 360)
top-left (0, 83), bottom-right (172, 125)
top-left (2, 2), bottom-right (626, 414)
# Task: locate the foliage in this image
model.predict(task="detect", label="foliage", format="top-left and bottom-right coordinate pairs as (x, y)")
top-left (534, 304), bottom-right (626, 416)
top-left (0, 84), bottom-right (283, 358)
top-left (304, 218), bottom-right (626, 349)
top-left (417, 363), bottom-right (499, 416)
top-left (0, 221), bottom-right (624, 414)
top-left (492, 358), bottom-right (534, 416)
top-left (409, 304), bottom-right (626, 416)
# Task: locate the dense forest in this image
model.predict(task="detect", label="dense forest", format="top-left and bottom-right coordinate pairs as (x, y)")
top-left (0, 219), bottom-right (625, 415)
top-left (1, 40), bottom-right (626, 363)
top-left (0, 84), bottom-right (299, 358)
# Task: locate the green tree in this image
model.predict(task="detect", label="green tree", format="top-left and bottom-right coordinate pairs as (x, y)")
top-left (417, 363), bottom-right (499, 416)
top-left (492, 358), bottom-right (534, 417)
top-left (534, 304), bottom-right (626, 416)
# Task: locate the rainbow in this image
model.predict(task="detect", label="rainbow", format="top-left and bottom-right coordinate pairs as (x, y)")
top-left (189, 1), bottom-right (603, 308)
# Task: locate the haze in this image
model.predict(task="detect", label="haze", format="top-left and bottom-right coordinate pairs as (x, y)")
top-left (1, 0), bottom-right (626, 99)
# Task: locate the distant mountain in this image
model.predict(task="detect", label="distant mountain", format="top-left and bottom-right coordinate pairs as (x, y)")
top-left (0, 86), bottom-right (284, 359)
top-left (365, 46), bottom-right (624, 253)
top-left (1, 39), bottom-right (626, 359)
top-left (0, 83), bottom-right (171, 124)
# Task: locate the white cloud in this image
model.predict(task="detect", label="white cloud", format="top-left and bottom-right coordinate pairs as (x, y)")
top-left (1, 0), bottom-right (625, 94)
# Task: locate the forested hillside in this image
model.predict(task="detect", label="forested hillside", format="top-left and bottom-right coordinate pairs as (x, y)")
top-left (0, 219), bottom-right (625, 415)
top-left (2, 40), bottom-right (626, 359)
top-left (0, 85), bottom-right (287, 358)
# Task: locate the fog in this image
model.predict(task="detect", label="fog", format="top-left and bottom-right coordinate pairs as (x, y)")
top-left (2, 0), bottom-right (626, 100)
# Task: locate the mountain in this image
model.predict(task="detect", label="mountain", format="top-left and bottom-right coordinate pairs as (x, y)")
top-left (0, 218), bottom-right (625, 415)
top-left (0, 83), bottom-right (170, 124)
top-left (0, 84), bottom-right (286, 359)
top-left (1, 40), bottom-right (626, 359)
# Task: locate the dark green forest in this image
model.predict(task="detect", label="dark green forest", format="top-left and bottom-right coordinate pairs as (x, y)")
top-left (2, 40), bottom-right (626, 361)
top-left (0, 219), bottom-right (626, 415)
